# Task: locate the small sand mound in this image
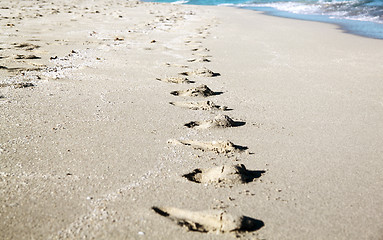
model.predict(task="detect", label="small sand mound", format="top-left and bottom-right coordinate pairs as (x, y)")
top-left (152, 207), bottom-right (264, 233)
top-left (213, 114), bottom-right (236, 127)
top-left (170, 84), bottom-right (215, 97)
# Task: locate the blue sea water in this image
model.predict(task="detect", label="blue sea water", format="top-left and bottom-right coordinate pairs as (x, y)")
top-left (145, 0), bottom-right (383, 39)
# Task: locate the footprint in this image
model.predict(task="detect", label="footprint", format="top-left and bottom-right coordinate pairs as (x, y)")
top-left (169, 100), bottom-right (228, 111)
top-left (165, 63), bottom-right (189, 68)
top-left (170, 85), bottom-right (222, 97)
top-left (191, 47), bottom-right (209, 52)
top-left (2, 66), bottom-right (41, 73)
top-left (156, 77), bottom-right (194, 84)
top-left (179, 67), bottom-right (220, 77)
top-left (183, 164), bottom-right (265, 184)
top-left (184, 114), bottom-right (245, 129)
top-left (194, 54), bottom-right (213, 58)
top-left (0, 82), bottom-right (35, 88)
top-left (152, 207), bottom-right (264, 233)
top-left (0, 66), bottom-right (23, 73)
top-left (13, 43), bottom-right (40, 51)
top-left (15, 54), bottom-right (41, 60)
top-left (167, 139), bottom-right (248, 154)
top-left (187, 57), bottom-right (211, 63)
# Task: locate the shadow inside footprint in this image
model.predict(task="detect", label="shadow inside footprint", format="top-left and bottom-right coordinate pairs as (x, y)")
top-left (236, 167), bottom-right (265, 183)
top-left (183, 169), bottom-right (203, 182)
top-left (232, 144), bottom-right (248, 152)
top-left (239, 216), bottom-right (265, 232)
top-left (184, 121), bottom-right (199, 128)
top-left (213, 91), bottom-right (224, 96)
top-left (232, 121), bottom-right (246, 127)
top-left (152, 207), bottom-right (170, 217)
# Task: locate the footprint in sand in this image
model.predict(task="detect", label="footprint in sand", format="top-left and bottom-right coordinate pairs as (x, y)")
top-left (187, 57), bottom-right (211, 63)
top-left (183, 164), bottom-right (265, 184)
top-left (165, 63), bottom-right (189, 68)
top-left (0, 82), bottom-right (35, 89)
top-left (15, 54), bottom-right (41, 60)
top-left (184, 114), bottom-right (245, 129)
top-left (156, 76), bottom-right (194, 84)
top-left (0, 66), bottom-right (23, 73)
top-left (167, 139), bottom-right (248, 154)
top-left (169, 100), bottom-right (228, 111)
top-left (179, 67), bottom-right (220, 77)
top-left (13, 43), bottom-right (40, 51)
top-left (170, 84), bottom-right (222, 97)
top-left (191, 47), bottom-right (209, 52)
top-left (152, 207), bottom-right (264, 233)
top-left (193, 54), bottom-right (213, 59)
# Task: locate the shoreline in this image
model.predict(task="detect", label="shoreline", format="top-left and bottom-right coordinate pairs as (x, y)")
top-left (158, 0), bottom-right (383, 40)
top-left (246, 6), bottom-right (383, 40)
top-left (1, 1), bottom-right (383, 239)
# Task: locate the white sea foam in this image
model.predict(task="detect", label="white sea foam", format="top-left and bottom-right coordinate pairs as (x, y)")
top-left (218, 3), bottom-right (236, 6)
top-left (333, 15), bottom-right (383, 23)
top-left (171, 0), bottom-right (189, 4)
top-left (235, 1), bottom-right (383, 24)
top-left (236, 2), bottom-right (322, 15)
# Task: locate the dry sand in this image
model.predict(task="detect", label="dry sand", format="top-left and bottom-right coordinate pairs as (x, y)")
top-left (1, 0), bottom-right (383, 239)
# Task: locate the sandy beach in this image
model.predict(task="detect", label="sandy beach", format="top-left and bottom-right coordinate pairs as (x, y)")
top-left (1, 0), bottom-right (383, 239)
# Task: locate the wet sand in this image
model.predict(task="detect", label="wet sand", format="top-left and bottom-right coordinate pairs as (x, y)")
top-left (1, 0), bottom-right (383, 239)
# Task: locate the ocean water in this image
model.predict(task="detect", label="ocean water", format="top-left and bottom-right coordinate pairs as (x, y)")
top-left (145, 0), bottom-right (383, 39)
